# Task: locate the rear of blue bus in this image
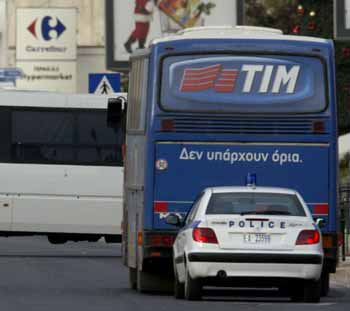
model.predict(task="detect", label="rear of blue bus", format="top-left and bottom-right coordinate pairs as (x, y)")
top-left (143, 38), bottom-right (338, 278)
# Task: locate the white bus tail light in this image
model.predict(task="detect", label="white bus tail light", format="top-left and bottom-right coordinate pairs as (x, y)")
top-left (156, 159), bottom-right (168, 170)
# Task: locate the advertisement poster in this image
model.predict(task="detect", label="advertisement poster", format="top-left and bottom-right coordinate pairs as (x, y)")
top-left (0, 0), bottom-right (6, 67)
top-left (109, 0), bottom-right (239, 70)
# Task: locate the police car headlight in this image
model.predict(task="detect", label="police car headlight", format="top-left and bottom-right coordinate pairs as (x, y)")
top-left (156, 159), bottom-right (168, 171)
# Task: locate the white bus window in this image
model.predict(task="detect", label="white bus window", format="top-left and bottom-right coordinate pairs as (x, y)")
top-left (13, 111), bottom-right (74, 144)
top-left (12, 111), bottom-right (74, 164)
top-left (10, 109), bottom-right (123, 166)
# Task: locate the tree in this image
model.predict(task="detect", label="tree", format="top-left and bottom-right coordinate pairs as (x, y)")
top-left (245, 0), bottom-right (350, 135)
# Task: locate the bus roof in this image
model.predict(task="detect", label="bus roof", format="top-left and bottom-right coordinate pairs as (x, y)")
top-left (0, 90), bottom-right (127, 109)
top-left (151, 26), bottom-right (330, 45)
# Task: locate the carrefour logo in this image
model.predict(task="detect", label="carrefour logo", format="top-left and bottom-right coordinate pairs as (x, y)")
top-left (27, 16), bottom-right (66, 41)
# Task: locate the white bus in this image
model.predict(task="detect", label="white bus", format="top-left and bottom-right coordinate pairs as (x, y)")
top-left (0, 90), bottom-right (125, 244)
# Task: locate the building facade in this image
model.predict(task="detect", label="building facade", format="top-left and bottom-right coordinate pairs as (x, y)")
top-left (5, 0), bottom-right (109, 93)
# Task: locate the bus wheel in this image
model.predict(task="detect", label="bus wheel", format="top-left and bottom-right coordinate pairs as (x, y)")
top-left (47, 235), bottom-right (67, 244)
top-left (321, 271), bottom-right (330, 296)
top-left (137, 270), bottom-right (156, 293)
top-left (129, 268), bottom-right (137, 290)
top-left (105, 235), bottom-right (121, 243)
top-left (87, 235), bottom-right (100, 242)
top-left (137, 270), bottom-right (173, 293)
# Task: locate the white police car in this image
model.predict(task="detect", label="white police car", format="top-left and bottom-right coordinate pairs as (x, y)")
top-left (166, 186), bottom-right (324, 302)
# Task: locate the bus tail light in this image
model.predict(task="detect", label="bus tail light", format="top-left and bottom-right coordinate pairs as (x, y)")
top-left (193, 228), bottom-right (218, 244)
top-left (296, 230), bottom-right (320, 245)
top-left (338, 232), bottom-right (344, 247)
top-left (149, 235), bottom-right (174, 247)
top-left (154, 201), bottom-right (168, 213)
top-left (137, 232), bottom-right (143, 246)
top-left (322, 235), bottom-right (333, 249)
top-left (313, 203), bottom-right (328, 215)
top-left (161, 119), bottom-right (174, 131)
top-left (312, 121), bottom-right (325, 133)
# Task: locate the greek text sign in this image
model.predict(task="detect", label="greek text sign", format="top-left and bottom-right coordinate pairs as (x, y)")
top-left (16, 61), bottom-right (77, 93)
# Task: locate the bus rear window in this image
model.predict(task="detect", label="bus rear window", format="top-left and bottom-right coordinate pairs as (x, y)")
top-left (160, 54), bottom-right (327, 113)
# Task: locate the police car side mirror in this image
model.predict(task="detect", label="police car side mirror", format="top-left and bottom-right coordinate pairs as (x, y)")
top-left (107, 97), bottom-right (127, 128)
top-left (315, 218), bottom-right (326, 228)
top-left (165, 214), bottom-right (183, 227)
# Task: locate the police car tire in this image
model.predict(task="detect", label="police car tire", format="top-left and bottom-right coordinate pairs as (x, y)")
top-left (184, 270), bottom-right (202, 300)
top-left (290, 283), bottom-right (304, 302)
top-left (320, 271), bottom-right (330, 297)
top-left (303, 279), bottom-right (321, 303)
top-left (174, 270), bottom-right (185, 299)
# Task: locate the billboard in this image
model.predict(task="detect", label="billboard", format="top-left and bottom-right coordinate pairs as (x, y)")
top-left (106, 0), bottom-right (244, 71)
top-left (334, 0), bottom-right (350, 40)
top-left (0, 0), bottom-right (6, 67)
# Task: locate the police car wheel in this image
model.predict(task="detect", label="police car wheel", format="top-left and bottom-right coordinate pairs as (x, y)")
top-left (184, 269), bottom-right (202, 300)
top-left (290, 282), bottom-right (304, 302)
top-left (303, 279), bottom-right (321, 303)
top-left (174, 268), bottom-right (185, 299)
top-left (320, 271), bottom-right (330, 297)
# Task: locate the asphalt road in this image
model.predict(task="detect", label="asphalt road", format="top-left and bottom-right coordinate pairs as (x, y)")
top-left (0, 237), bottom-right (348, 311)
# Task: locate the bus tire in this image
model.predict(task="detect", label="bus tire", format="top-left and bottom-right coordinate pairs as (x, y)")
top-left (137, 270), bottom-right (173, 293)
top-left (321, 271), bottom-right (330, 296)
top-left (137, 270), bottom-right (158, 293)
top-left (129, 268), bottom-right (137, 290)
top-left (47, 235), bottom-right (67, 244)
top-left (105, 235), bottom-right (121, 243)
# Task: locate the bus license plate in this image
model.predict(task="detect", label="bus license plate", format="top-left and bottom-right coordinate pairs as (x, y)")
top-left (243, 233), bottom-right (270, 244)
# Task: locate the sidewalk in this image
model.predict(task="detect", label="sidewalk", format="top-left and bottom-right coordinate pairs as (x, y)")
top-left (331, 257), bottom-right (350, 288)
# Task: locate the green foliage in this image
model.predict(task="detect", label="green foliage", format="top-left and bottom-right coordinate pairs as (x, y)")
top-left (245, 0), bottom-right (350, 135)
top-left (245, 0), bottom-right (296, 33)
top-left (340, 152), bottom-right (350, 180)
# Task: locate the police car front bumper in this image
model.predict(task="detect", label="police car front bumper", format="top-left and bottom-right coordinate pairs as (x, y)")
top-left (187, 252), bottom-right (323, 281)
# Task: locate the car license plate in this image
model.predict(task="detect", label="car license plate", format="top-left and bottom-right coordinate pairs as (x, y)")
top-left (243, 233), bottom-right (270, 244)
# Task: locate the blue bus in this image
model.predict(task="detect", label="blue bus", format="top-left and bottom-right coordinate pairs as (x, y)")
top-left (110, 26), bottom-right (338, 293)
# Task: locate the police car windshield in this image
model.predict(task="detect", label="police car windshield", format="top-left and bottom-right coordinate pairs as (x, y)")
top-left (206, 192), bottom-right (306, 216)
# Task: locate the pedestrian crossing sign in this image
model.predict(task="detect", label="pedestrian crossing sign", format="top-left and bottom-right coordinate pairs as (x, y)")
top-left (88, 73), bottom-right (121, 95)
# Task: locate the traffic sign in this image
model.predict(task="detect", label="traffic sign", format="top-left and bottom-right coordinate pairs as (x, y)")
top-left (89, 73), bottom-right (121, 95)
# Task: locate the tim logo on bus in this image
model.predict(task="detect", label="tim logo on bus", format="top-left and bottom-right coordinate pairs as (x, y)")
top-left (180, 64), bottom-right (300, 94)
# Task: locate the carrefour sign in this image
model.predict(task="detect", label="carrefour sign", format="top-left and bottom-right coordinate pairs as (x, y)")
top-left (16, 8), bottom-right (77, 60)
